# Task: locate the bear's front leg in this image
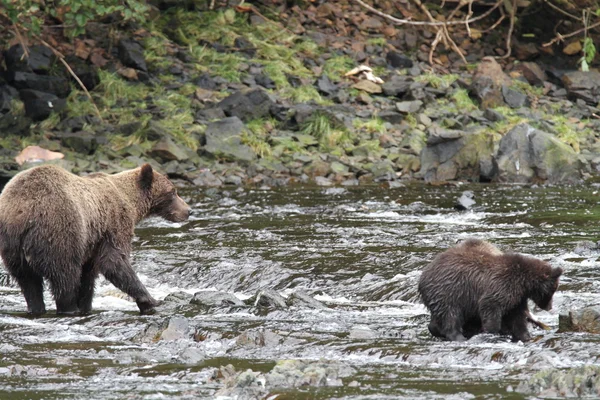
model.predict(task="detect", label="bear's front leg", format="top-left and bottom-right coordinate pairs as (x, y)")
top-left (97, 241), bottom-right (159, 315)
top-left (502, 304), bottom-right (531, 342)
top-left (479, 297), bottom-right (503, 334)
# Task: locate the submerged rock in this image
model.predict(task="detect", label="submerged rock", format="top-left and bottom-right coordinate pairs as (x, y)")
top-left (454, 190), bottom-right (476, 211)
top-left (517, 365), bottom-right (600, 397)
top-left (215, 360), bottom-right (356, 398)
top-left (190, 290), bottom-right (246, 308)
top-left (247, 289), bottom-right (288, 310)
top-left (558, 306), bottom-right (600, 334)
top-left (286, 290), bottom-right (328, 309)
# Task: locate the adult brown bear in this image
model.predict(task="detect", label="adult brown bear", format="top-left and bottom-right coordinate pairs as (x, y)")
top-left (0, 164), bottom-right (190, 316)
top-left (418, 239), bottom-right (562, 342)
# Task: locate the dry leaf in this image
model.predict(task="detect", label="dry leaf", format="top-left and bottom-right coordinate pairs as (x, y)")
top-left (118, 67), bottom-right (138, 80)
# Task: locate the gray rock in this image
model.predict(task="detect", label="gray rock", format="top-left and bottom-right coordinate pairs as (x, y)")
top-left (317, 74), bottom-right (338, 96)
top-left (118, 38), bottom-right (148, 72)
top-left (7, 71), bottom-right (70, 98)
top-left (315, 176), bottom-right (333, 186)
top-left (0, 84), bottom-right (18, 114)
top-left (149, 137), bottom-right (189, 162)
top-left (378, 110), bottom-right (404, 124)
top-left (217, 89), bottom-right (274, 122)
top-left (247, 289), bottom-right (287, 310)
top-left (235, 329), bottom-right (284, 348)
top-left (562, 70), bottom-right (600, 104)
top-left (454, 190), bottom-right (476, 211)
top-left (396, 100), bottom-right (423, 114)
top-left (144, 121), bottom-right (168, 141)
top-left (160, 316), bottom-right (190, 341)
top-left (558, 306), bottom-right (600, 333)
top-left (286, 290), bottom-right (328, 309)
top-left (517, 365), bottom-right (600, 398)
top-left (190, 290), bottom-right (245, 308)
top-left (4, 44), bottom-right (55, 74)
top-left (19, 89), bottom-right (66, 121)
top-left (192, 170), bottom-right (223, 187)
top-left (382, 78), bottom-right (411, 97)
top-left (386, 51), bottom-right (413, 69)
top-left (349, 325), bottom-right (378, 339)
top-left (495, 123), bottom-right (583, 183)
top-left (215, 360), bottom-right (355, 398)
top-left (502, 85), bottom-right (529, 108)
top-left (483, 108), bottom-right (506, 122)
top-left (516, 62), bottom-right (547, 86)
top-left (59, 131), bottom-right (99, 154)
top-left (370, 159), bottom-right (396, 181)
top-left (204, 117), bottom-right (256, 163)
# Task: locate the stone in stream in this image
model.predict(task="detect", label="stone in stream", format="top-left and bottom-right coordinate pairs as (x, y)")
top-left (454, 190), bottom-right (475, 211)
top-left (190, 290), bottom-right (246, 308)
top-left (246, 289), bottom-right (287, 310)
top-left (517, 365), bottom-right (600, 397)
top-left (215, 360), bottom-right (356, 398)
top-left (558, 306), bottom-right (600, 334)
top-left (286, 290), bottom-right (328, 309)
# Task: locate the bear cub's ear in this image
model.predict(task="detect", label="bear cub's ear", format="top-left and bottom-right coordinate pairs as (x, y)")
top-left (139, 163), bottom-right (154, 190)
top-left (551, 267), bottom-right (563, 279)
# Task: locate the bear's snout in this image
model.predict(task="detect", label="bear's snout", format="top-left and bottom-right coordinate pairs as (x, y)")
top-left (170, 195), bottom-right (191, 222)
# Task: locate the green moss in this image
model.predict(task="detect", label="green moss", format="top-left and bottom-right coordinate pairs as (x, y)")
top-left (415, 72), bottom-right (459, 89)
top-left (353, 118), bottom-right (386, 135)
top-left (189, 45), bottom-right (246, 82)
top-left (511, 80), bottom-right (544, 97)
top-left (451, 89), bottom-right (477, 111)
top-left (405, 114), bottom-right (417, 128)
top-left (367, 37), bottom-right (387, 47)
top-left (323, 55), bottom-right (354, 82)
top-left (37, 112), bottom-right (61, 131)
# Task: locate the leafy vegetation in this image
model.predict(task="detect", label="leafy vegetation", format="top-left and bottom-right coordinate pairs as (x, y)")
top-left (1, 0), bottom-right (149, 38)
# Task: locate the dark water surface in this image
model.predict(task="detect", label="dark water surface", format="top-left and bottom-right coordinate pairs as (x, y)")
top-left (1, 183), bottom-right (600, 399)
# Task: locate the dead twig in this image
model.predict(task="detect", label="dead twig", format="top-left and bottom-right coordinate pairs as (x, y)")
top-left (543, 20), bottom-right (600, 46)
top-left (498, 0), bottom-right (517, 59)
top-left (14, 24), bottom-right (30, 59)
top-left (37, 38), bottom-right (103, 121)
top-left (543, 0), bottom-right (580, 21)
top-left (355, 0), bottom-right (503, 26)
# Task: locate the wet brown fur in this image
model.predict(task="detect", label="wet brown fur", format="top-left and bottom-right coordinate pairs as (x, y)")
top-left (418, 238), bottom-right (562, 342)
top-left (0, 164), bottom-right (190, 316)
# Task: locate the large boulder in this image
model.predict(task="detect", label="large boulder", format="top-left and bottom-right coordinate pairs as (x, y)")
top-left (562, 70), bottom-right (600, 104)
top-left (558, 306), bottom-right (600, 333)
top-left (4, 44), bottom-right (56, 74)
top-left (495, 123), bottom-right (583, 183)
top-left (517, 366), bottom-right (600, 398)
top-left (203, 117), bottom-right (256, 163)
top-left (417, 127), bottom-right (497, 182)
top-left (19, 89), bottom-right (66, 121)
top-left (6, 71), bottom-right (70, 98)
top-left (217, 89), bottom-right (274, 122)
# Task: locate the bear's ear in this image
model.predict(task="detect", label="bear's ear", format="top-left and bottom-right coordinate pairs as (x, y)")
top-left (139, 163), bottom-right (154, 191)
top-left (551, 267), bottom-right (563, 279)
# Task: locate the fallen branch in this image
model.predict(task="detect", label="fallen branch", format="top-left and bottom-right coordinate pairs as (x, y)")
top-left (498, 0), bottom-right (517, 59)
top-left (543, 20), bottom-right (600, 46)
top-left (355, 0), bottom-right (503, 26)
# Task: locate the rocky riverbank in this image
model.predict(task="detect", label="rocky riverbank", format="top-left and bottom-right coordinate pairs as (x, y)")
top-left (1, 1), bottom-right (600, 186)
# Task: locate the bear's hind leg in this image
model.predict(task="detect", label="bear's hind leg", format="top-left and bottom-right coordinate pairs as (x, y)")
top-left (479, 297), bottom-right (503, 334)
top-left (47, 267), bottom-right (81, 315)
top-left (13, 268), bottom-right (46, 316)
top-left (1, 251), bottom-right (46, 315)
top-left (77, 260), bottom-right (98, 315)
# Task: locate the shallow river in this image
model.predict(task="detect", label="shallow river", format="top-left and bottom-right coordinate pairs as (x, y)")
top-left (1, 183), bottom-right (600, 399)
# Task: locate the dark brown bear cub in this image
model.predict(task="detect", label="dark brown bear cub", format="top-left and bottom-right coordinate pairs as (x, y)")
top-left (0, 164), bottom-right (190, 316)
top-left (418, 239), bottom-right (562, 342)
